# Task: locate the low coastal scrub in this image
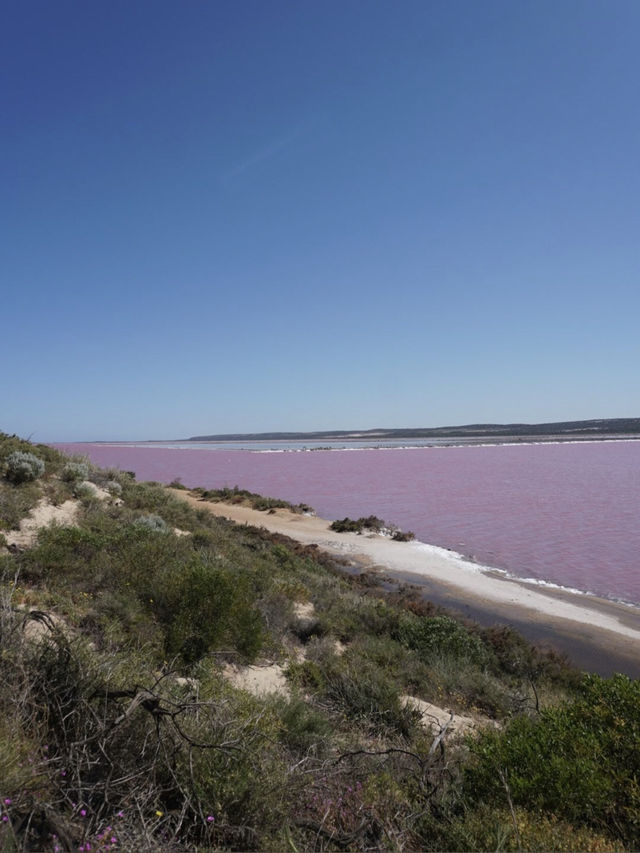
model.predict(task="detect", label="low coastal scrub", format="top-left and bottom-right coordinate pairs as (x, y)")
top-left (3, 451), bottom-right (45, 485)
top-left (193, 484), bottom-right (313, 514)
top-left (330, 515), bottom-right (415, 540)
top-left (0, 432), bottom-right (636, 851)
top-left (464, 673), bottom-right (640, 844)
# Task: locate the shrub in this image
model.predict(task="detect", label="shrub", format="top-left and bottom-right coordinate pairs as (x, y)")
top-left (464, 673), bottom-right (640, 847)
top-left (330, 516), bottom-right (414, 540)
top-left (106, 479), bottom-right (122, 496)
top-left (3, 451), bottom-right (45, 484)
top-left (61, 461), bottom-right (90, 482)
top-left (133, 514), bottom-right (169, 533)
top-left (168, 478), bottom-right (187, 490)
top-left (330, 517), bottom-right (364, 533)
top-left (151, 558), bottom-right (263, 664)
top-left (398, 614), bottom-right (490, 666)
top-left (273, 695), bottom-right (332, 755)
top-left (415, 803), bottom-right (625, 852)
top-left (0, 480), bottom-right (40, 529)
top-left (391, 529), bottom-right (415, 541)
top-left (358, 514), bottom-right (386, 532)
top-left (73, 481), bottom-right (99, 502)
top-left (123, 482), bottom-right (198, 529)
top-left (294, 653), bottom-right (420, 738)
top-left (198, 485), bottom-right (311, 514)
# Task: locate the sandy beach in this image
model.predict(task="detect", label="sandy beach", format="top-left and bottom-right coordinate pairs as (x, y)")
top-left (170, 490), bottom-right (640, 677)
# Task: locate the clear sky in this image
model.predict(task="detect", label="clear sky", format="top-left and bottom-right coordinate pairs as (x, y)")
top-left (3, 0), bottom-right (639, 441)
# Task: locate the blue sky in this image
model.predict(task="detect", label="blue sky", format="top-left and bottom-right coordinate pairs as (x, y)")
top-left (3, 0), bottom-right (639, 441)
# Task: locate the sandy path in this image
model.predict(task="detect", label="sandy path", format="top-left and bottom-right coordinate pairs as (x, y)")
top-left (169, 490), bottom-right (640, 660)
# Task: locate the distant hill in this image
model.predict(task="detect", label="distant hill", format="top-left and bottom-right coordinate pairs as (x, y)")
top-left (189, 417), bottom-right (640, 442)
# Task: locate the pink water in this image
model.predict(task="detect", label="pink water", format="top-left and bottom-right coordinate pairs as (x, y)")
top-left (55, 441), bottom-right (640, 604)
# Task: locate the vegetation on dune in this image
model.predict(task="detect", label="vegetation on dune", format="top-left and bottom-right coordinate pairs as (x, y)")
top-left (191, 484), bottom-right (313, 514)
top-left (0, 431), bottom-right (637, 851)
top-left (4, 451), bottom-right (46, 485)
top-left (330, 515), bottom-right (416, 540)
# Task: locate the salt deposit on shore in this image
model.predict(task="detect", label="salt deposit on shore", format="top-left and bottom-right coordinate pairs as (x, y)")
top-left (169, 489), bottom-right (640, 671)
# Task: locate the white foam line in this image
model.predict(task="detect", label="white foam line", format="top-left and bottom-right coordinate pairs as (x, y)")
top-left (343, 536), bottom-right (640, 639)
top-left (411, 539), bottom-right (638, 606)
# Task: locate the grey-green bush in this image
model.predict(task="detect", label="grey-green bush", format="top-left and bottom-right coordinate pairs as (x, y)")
top-left (4, 451), bottom-right (45, 484)
top-left (61, 461), bottom-right (90, 482)
top-left (134, 515), bottom-right (169, 533)
top-left (133, 514), bottom-right (169, 533)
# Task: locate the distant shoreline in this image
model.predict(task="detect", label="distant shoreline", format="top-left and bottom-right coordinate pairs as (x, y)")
top-left (55, 415), bottom-right (640, 447)
top-left (62, 434), bottom-right (640, 451)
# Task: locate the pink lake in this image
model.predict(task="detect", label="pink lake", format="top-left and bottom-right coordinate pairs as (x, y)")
top-left (54, 441), bottom-right (640, 605)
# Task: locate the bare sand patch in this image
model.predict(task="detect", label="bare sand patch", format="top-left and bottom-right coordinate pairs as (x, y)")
top-left (4, 498), bottom-right (79, 549)
top-left (293, 601), bottom-right (315, 620)
top-left (223, 662), bottom-right (290, 698)
top-left (402, 695), bottom-right (481, 736)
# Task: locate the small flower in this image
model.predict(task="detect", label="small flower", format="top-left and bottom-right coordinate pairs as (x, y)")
top-left (115, 811), bottom-right (124, 818)
top-left (206, 815), bottom-right (215, 822)
top-left (80, 808), bottom-right (87, 817)
top-left (2, 816), bottom-right (8, 823)
top-left (3, 798), bottom-right (11, 806)
top-left (155, 810), bottom-right (163, 817)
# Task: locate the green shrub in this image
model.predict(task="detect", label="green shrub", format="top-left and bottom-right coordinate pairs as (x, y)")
top-left (133, 513), bottom-right (169, 533)
top-left (330, 516), bottom-right (414, 540)
top-left (425, 652), bottom-right (512, 717)
top-left (197, 485), bottom-right (310, 514)
top-left (61, 461), bottom-right (90, 482)
top-left (73, 481), bottom-right (99, 502)
top-left (398, 614), bottom-right (490, 667)
top-left (4, 451), bottom-right (45, 484)
top-left (273, 695), bottom-right (332, 755)
top-left (122, 482), bottom-right (198, 529)
top-left (391, 529), bottom-right (415, 541)
top-left (151, 557), bottom-right (263, 664)
top-left (415, 803), bottom-right (625, 852)
top-left (178, 691), bottom-right (288, 849)
top-left (464, 673), bottom-right (640, 847)
top-left (330, 517), bottom-right (366, 533)
top-left (295, 653), bottom-right (419, 738)
top-left (168, 478), bottom-right (187, 489)
top-left (0, 433), bottom-right (64, 473)
top-left (0, 479), bottom-right (40, 529)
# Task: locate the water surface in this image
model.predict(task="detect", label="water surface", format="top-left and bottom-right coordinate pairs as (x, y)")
top-left (55, 441), bottom-right (640, 604)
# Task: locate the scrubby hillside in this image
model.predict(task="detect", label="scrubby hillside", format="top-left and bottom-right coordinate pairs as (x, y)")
top-left (0, 432), bottom-right (637, 851)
